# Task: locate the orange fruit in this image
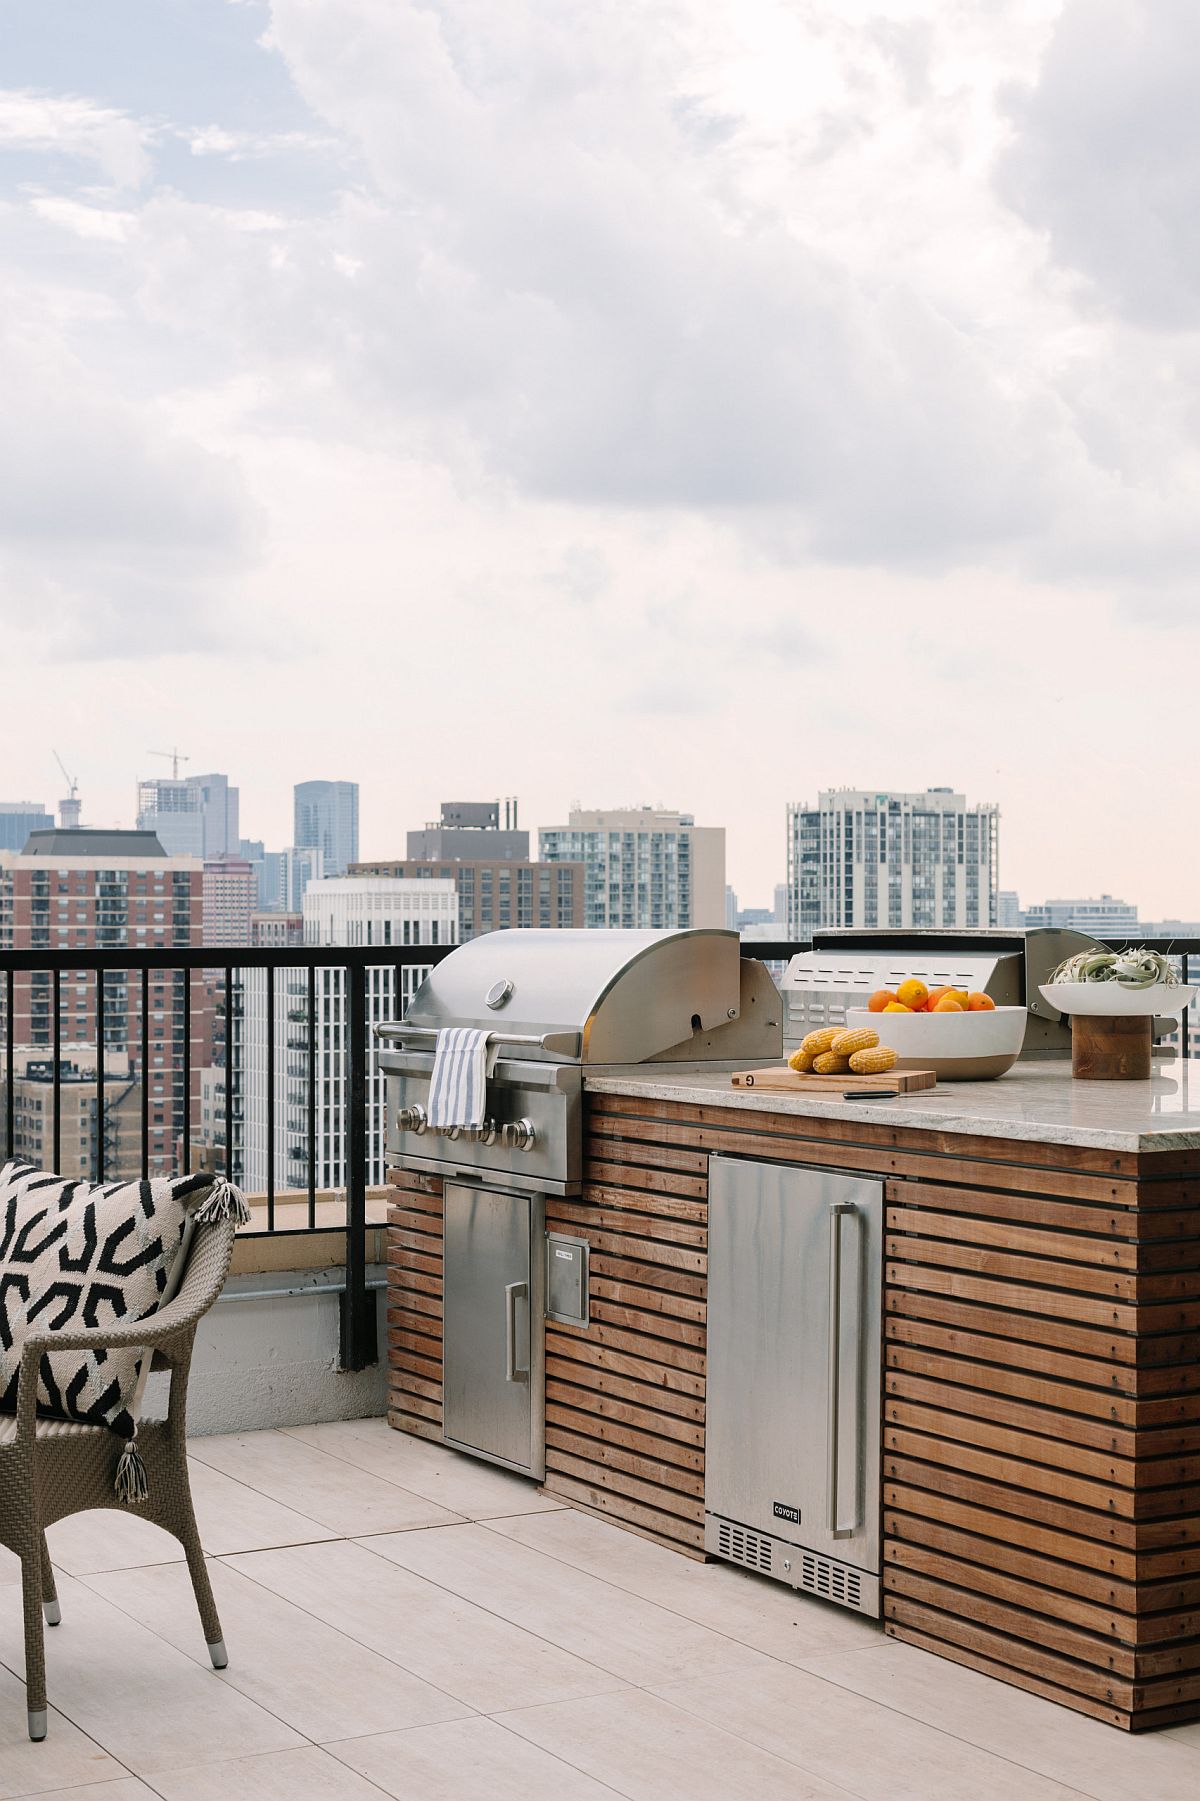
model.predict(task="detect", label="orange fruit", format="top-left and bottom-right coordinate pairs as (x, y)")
top-left (967, 992), bottom-right (995, 1011)
top-left (883, 1001), bottom-right (912, 1012)
top-left (896, 978), bottom-right (928, 1010)
top-left (867, 989), bottom-right (894, 1013)
top-left (925, 986), bottom-right (953, 1009)
top-left (933, 996), bottom-right (965, 1012)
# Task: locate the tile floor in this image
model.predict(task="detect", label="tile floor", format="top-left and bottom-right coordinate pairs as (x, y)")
top-left (1, 1418), bottom-right (1198, 1800)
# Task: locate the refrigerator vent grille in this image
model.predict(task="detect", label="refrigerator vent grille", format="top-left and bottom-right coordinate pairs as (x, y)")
top-left (800, 1552), bottom-right (862, 1610)
top-left (717, 1520), bottom-right (773, 1573)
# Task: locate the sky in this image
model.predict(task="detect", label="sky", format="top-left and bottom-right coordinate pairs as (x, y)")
top-left (1, 0), bottom-right (1198, 914)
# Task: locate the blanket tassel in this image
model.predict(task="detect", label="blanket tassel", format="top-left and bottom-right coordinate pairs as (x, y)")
top-left (194, 1177), bottom-right (251, 1227)
top-left (115, 1432), bottom-right (148, 1505)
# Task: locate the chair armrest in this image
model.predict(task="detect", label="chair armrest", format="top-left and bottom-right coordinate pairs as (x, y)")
top-left (15, 1288), bottom-right (208, 1443)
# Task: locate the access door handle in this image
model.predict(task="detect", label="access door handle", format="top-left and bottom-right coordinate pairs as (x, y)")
top-left (504, 1281), bottom-right (529, 1384)
top-left (827, 1200), bottom-right (862, 1539)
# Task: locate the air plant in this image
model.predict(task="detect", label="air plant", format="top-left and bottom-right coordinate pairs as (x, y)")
top-left (1048, 948), bottom-right (1179, 989)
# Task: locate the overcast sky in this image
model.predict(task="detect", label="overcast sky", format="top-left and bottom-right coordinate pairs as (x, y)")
top-left (2, 0), bottom-right (1198, 914)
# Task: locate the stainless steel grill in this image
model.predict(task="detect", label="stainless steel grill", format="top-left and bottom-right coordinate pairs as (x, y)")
top-left (377, 927), bottom-right (781, 1195)
top-left (378, 928), bottom-right (781, 1485)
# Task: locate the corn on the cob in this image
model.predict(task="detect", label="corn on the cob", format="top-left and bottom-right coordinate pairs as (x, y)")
top-left (848, 1045), bottom-right (898, 1074)
top-left (813, 1051), bottom-right (851, 1076)
top-left (801, 1027), bottom-right (840, 1057)
top-left (831, 1026), bottom-right (879, 1058)
top-left (788, 1047), bottom-right (816, 1073)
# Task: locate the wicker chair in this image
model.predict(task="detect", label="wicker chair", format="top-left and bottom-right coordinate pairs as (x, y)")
top-left (0, 1217), bottom-right (237, 1741)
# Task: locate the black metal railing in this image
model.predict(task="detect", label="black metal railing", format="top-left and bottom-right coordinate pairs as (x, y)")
top-left (0, 943), bottom-right (454, 1370)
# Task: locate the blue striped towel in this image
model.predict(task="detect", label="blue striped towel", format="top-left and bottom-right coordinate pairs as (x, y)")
top-left (426, 1026), bottom-right (496, 1129)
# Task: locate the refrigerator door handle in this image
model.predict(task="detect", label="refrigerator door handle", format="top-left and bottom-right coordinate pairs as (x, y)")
top-left (827, 1200), bottom-right (861, 1539)
top-left (504, 1281), bottom-right (529, 1383)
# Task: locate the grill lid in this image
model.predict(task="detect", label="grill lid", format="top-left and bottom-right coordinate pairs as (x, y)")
top-left (381, 928), bottom-right (743, 1064)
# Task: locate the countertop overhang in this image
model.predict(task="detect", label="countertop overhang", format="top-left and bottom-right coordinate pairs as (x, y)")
top-left (583, 1058), bottom-right (1200, 1153)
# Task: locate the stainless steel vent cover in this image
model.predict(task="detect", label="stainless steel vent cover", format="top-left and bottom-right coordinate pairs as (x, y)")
top-left (706, 1514), bottom-right (880, 1616)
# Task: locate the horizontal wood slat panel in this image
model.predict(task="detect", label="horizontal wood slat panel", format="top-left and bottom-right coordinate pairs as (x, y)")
top-left (387, 1174), bottom-right (446, 1448)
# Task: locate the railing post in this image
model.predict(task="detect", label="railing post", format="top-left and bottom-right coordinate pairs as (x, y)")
top-left (340, 958), bottom-right (377, 1371)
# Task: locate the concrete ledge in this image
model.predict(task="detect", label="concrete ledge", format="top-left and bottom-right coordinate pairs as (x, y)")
top-left (146, 1264), bottom-right (387, 1435)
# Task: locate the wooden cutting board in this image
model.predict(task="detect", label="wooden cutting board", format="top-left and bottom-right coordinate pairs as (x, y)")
top-left (730, 1066), bottom-right (936, 1094)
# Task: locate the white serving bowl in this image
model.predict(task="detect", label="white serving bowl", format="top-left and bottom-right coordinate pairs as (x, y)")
top-left (1039, 982), bottom-right (1196, 1019)
top-left (844, 1005), bottom-right (1027, 1082)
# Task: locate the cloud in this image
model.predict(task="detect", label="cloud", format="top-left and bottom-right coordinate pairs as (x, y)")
top-left (0, 89), bottom-right (153, 188)
top-left (997, 0), bottom-right (1200, 330)
top-left (0, 299), bottom-right (262, 655)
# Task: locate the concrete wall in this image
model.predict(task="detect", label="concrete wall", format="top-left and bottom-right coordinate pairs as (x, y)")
top-left (145, 1266), bottom-right (387, 1436)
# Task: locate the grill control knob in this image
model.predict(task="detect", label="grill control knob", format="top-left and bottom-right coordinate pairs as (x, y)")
top-left (396, 1105), bottom-right (427, 1135)
top-left (477, 1118), bottom-right (498, 1145)
top-left (502, 1118), bottom-right (537, 1152)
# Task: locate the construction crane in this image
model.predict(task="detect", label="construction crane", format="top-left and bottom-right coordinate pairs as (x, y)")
top-left (148, 749), bottom-right (190, 780)
top-left (53, 750), bottom-right (82, 829)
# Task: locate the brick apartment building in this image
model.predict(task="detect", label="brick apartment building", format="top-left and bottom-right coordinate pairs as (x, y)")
top-left (0, 828), bottom-right (205, 1177)
top-left (349, 859), bottom-right (585, 939)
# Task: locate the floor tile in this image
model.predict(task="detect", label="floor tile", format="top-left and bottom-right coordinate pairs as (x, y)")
top-left (652, 1657), bottom-right (1087, 1800)
top-left (360, 1522), bottom-right (772, 1687)
top-left (487, 1505), bottom-right (883, 1659)
top-left (43, 1460), bottom-right (338, 1579)
top-left (0, 1573), bottom-right (301, 1778)
top-left (327, 1716), bottom-right (623, 1799)
top-left (0, 1664), bottom-right (124, 1801)
top-left (223, 1537), bottom-right (627, 1715)
top-left (11, 1784), bottom-right (159, 1801)
top-left (83, 1559), bottom-right (470, 1743)
top-left (145, 1746), bottom-right (386, 1801)
top-left (281, 1418), bottom-right (563, 1520)
top-left (795, 1639), bottom-right (1200, 1801)
top-left (186, 1430), bottom-right (464, 1536)
top-left (495, 1686), bottom-right (863, 1801)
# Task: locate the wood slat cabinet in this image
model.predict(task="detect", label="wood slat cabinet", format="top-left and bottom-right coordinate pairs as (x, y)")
top-left (388, 1088), bottom-right (1200, 1732)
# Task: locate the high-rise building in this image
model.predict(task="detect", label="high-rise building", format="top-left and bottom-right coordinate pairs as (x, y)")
top-left (0, 828), bottom-right (204, 1177)
top-left (539, 807), bottom-right (726, 930)
top-left (202, 854), bottom-right (257, 947)
top-left (261, 845), bottom-right (324, 912)
top-left (350, 857), bottom-right (584, 940)
top-left (786, 788), bottom-right (999, 938)
top-left (997, 890), bottom-right (1023, 928)
top-left (407, 800), bottom-right (528, 862)
top-left (725, 886), bottom-right (739, 930)
top-left (1023, 896), bottom-right (1137, 936)
top-left (194, 773), bottom-right (240, 857)
top-left (240, 875), bottom-right (456, 1194)
top-left (136, 778), bottom-right (203, 857)
top-left (773, 883), bottom-right (789, 926)
top-left (294, 781), bottom-right (359, 877)
top-left (137, 772), bottom-right (239, 859)
top-left (0, 803), bottom-right (54, 852)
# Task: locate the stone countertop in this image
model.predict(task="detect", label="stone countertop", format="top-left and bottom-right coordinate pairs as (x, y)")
top-left (582, 1059), bottom-right (1200, 1153)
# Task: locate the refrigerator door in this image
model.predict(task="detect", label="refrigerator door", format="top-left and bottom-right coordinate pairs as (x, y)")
top-left (443, 1183), bottom-right (544, 1477)
top-left (705, 1157), bottom-right (882, 1593)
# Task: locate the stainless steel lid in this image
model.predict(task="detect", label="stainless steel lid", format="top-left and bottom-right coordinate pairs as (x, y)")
top-left (377, 927), bottom-right (743, 1064)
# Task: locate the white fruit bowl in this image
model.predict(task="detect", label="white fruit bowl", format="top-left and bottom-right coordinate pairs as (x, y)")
top-left (844, 1005), bottom-right (1028, 1082)
top-left (1039, 982), bottom-right (1195, 1019)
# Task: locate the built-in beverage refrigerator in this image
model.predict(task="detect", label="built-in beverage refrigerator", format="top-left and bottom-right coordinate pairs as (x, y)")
top-left (704, 1156), bottom-right (883, 1615)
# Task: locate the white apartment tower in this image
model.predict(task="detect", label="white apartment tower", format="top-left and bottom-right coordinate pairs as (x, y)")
top-left (787, 788), bottom-right (999, 938)
top-left (539, 807), bottom-right (725, 930)
top-left (240, 876), bottom-right (457, 1194)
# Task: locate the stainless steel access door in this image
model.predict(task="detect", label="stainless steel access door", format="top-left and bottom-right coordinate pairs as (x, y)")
top-left (443, 1182), bottom-right (545, 1479)
top-left (705, 1157), bottom-right (882, 1597)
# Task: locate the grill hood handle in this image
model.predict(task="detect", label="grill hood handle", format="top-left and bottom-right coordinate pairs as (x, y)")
top-left (375, 1022), bottom-right (581, 1058)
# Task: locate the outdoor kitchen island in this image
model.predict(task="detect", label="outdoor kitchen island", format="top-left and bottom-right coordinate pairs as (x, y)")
top-left (387, 1057), bottom-right (1200, 1734)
